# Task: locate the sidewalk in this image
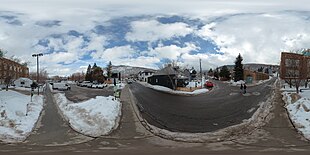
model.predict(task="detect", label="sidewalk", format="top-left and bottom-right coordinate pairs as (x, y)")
top-left (25, 85), bottom-right (92, 146)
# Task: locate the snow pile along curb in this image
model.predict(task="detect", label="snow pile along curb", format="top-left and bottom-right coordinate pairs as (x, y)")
top-left (282, 91), bottom-right (310, 140)
top-left (139, 82), bottom-right (209, 96)
top-left (54, 93), bottom-right (121, 137)
top-left (128, 80), bottom-right (277, 142)
top-left (0, 91), bottom-right (44, 143)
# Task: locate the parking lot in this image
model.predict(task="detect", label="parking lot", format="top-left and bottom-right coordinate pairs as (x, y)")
top-left (64, 84), bottom-right (114, 103)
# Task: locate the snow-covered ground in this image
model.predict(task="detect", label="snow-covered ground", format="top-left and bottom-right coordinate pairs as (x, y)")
top-left (13, 86), bottom-right (44, 93)
top-left (282, 85), bottom-right (310, 140)
top-left (0, 90), bottom-right (44, 142)
top-left (140, 82), bottom-right (209, 95)
top-left (107, 82), bottom-right (126, 89)
top-left (229, 76), bottom-right (273, 86)
top-left (54, 93), bottom-right (121, 137)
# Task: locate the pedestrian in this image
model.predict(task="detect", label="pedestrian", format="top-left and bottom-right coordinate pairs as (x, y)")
top-left (240, 84), bottom-right (243, 93)
top-left (243, 84), bottom-right (247, 94)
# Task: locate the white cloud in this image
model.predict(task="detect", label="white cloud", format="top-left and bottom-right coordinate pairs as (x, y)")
top-left (126, 20), bottom-right (193, 42)
top-left (149, 43), bottom-right (198, 60)
top-left (113, 56), bottom-right (160, 69)
top-left (1, 0), bottom-right (310, 76)
top-left (91, 45), bottom-right (136, 61)
top-left (197, 12), bottom-right (310, 65)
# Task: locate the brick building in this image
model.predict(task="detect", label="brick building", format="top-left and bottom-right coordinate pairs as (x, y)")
top-left (280, 52), bottom-right (310, 80)
top-left (0, 57), bottom-right (29, 84)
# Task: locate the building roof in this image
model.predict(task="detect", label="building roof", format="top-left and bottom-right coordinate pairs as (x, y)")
top-left (154, 65), bottom-right (179, 76)
top-left (143, 69), bottom-right (156, 73)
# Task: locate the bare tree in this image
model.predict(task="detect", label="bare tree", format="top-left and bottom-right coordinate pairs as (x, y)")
top-left (284, 58), bottom-right (302, 93)
top-left (4, 75), bottom-right (13, 91)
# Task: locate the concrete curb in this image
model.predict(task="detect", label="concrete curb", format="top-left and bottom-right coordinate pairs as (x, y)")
top-left (128, 80), bottom-right (278, 143)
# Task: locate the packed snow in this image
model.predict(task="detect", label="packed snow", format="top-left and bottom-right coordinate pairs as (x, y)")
top-left (0, 90), bottom-right (44, 142)
top-left (282, 86), bottom-right (310, 140)
top-left (54, 93), bottom-right (121, 137)
top-left (140, 82), bottom-right (209, 95)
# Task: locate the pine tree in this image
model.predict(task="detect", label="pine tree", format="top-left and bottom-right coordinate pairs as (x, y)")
top-left (92, 63), bottom-right (97, 69)
top-left (207, 68), bottom-right (214, 77)
top-left (219, 66), bottom-right (231, 80)
top-left (0, 49), bottom-right (5, 57)
top-left (234, 53), bottom-right (244, 82)
top-left (107, 61), bottom-right (112, 78)
top-left (85, 64), bottom-right (92, 81)
top-left (214, 68), bottom-right (219, 80)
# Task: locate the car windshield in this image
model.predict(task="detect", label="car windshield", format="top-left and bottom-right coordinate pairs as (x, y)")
top-left (0, 0), bottom-right (310, 155)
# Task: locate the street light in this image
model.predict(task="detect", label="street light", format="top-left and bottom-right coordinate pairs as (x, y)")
top-left (32, 53), bottom-right (43, 95)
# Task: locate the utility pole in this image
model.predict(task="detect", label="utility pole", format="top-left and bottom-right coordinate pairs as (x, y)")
top-left (32, 53), bottom-right (43, 95)
top-left (199, 58), bottom-right (203, 87)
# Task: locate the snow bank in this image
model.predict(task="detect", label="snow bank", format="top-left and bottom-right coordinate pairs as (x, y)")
top-left (229, 80), bottom-right (245, 86)
top-left (282, 90), bottom-right (310, 140)
top-left (54, 93), bottom-right (121, 137)
top-left (0, 90), bottom-right (44, 142)
top-left (230, 76), bottom-right (273, 86)
top-left (140, 82), bottom-right (209, 96)
top-left (14, 86), bottom-right (44, 93)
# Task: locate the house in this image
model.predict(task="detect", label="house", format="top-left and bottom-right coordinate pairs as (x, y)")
top-left (243, 70), bottom-right (269, 84)
top-left (138, 69), bottom-right (155, 82)
top-left (148, 65), bottom-right (189, 89)
top-left (13, 77), bottom-right (33, 88)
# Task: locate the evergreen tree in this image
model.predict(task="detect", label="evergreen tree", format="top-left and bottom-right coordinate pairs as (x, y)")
top-left (92, 63), bottom-right (97, 69)
top-left (207, 68), bottom-right (214, 76)
top-left (92, 66), bottom-right (105, 83)
top-left (214, 68), bottom-right (219, 80)
top-left (0, 49), bottom-right (5, 57)
top-left (234, 53), bottom-right (244, 82)
top-left (85, 64), bottom-right (92, 81)
top-left (107, 61), bottom-right (112, 78)
top-left (219, 66), bottom-right (231, 80)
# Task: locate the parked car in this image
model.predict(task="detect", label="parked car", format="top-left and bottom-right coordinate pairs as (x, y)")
top-left (86, 83), bottom-right (93, 88)
top-left (127, 79), bottom-right (134, 84)
top-left (204, 81), bottom-right (214, 88)
top-left (97, 83), bottom-right (107, 89)
top-left (80, 81), bottom-right (91, 87)
top-left (52, 83), bottom-right (71, 90)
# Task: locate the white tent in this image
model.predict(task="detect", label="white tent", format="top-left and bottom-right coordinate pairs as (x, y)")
top-left (14, 78), bottom-right (33, 88)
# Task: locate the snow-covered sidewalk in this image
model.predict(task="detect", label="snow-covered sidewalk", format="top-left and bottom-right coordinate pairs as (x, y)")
top-left (139, 82), bottom-right (209, 96)
top-left (282, 88), bottom-right (310, 140)
top-left (0, 90), bottom-right (44, 142)
top-left (54, 93), bottom-right (121, 137)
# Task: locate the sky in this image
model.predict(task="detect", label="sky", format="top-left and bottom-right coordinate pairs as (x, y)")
top-left (0, 0), bottom-right (310, 76)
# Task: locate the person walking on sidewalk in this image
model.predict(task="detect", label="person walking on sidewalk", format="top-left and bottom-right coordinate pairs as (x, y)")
top-left (240, 84), bottom-right (244, 93)
top-left (243, 84), bottom-right (247, 94)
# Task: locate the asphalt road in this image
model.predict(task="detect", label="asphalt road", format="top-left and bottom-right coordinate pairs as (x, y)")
top-left (129, 79), bottom-right (275, 133)
top-left (65, 85), bottom-right (114, 102)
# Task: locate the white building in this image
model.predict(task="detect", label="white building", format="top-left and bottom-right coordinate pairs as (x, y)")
top-left (138, 69), bottom-right (155, 82)
top-left (13, 77), bottom-right (33, 88)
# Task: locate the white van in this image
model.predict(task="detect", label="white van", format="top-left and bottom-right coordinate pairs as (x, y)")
top-left (52, 83), bottom-right (71, 90)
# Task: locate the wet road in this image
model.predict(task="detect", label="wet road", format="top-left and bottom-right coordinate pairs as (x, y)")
top-left (129, 79), bottom-right (275, 132)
